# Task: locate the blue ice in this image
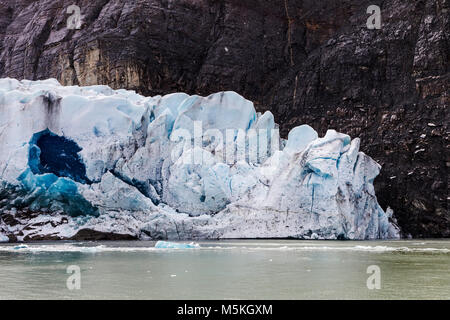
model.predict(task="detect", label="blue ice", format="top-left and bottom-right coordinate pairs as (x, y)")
top-left (154, 241), bottom-right (200, 249)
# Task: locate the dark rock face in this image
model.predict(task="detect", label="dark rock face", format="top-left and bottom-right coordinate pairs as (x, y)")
top-left (0, 0), bottom-right (448, 237)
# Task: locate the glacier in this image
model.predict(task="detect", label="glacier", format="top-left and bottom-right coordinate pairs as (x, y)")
top-left (0, 78), bottom-right (400, 241)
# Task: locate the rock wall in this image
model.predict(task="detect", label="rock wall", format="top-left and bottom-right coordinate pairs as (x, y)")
top-left (0, 0), bottom-right (448, 237)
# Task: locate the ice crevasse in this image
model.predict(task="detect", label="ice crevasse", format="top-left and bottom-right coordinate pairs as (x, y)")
top-left (0, 78), bottom-right (400, 241)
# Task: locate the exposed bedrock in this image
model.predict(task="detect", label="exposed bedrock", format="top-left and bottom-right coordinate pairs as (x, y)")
top-left (0, 0), bottom-right (448, 237)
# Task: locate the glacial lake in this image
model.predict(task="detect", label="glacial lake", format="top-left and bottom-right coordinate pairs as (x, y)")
top-left (0, 240), bottom-right (449, 300)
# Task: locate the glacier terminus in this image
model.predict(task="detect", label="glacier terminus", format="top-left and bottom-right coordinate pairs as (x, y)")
top-left (0, 78), bottom-right (400, 241)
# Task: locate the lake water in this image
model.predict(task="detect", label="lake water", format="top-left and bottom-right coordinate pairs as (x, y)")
top-left (0, 240), bottom-right (449, 300)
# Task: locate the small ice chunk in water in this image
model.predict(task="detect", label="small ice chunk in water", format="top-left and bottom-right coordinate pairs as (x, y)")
top-left (155, 241), bottom-right (199, 249)
top-left (13, 245), bottom-right (28, 250)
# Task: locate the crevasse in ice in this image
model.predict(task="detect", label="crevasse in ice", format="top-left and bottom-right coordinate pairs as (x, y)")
top-left (0, 78), bottom-right (400, 240)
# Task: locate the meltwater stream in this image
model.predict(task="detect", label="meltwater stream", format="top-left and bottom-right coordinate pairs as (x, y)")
top-left (0, 240), bottom-right (449, 299)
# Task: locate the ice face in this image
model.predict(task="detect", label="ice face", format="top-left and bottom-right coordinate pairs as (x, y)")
top-left (0, 233), bottom-right (8, 242)
top-left (284, 124), bottom-right (318, 154)
top-left (0, 78), bottom-right (400, 240)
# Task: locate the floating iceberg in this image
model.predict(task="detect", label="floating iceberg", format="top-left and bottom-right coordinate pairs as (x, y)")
top-left (0, 78), bottom-right (400, 241)
top-left (13, 245), bottom-right (28, 250)
top-left (155, 241), bottom-right (200, 249)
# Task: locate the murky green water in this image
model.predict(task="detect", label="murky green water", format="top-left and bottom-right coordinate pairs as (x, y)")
top-left (0, 240), bottom-right (449, 299)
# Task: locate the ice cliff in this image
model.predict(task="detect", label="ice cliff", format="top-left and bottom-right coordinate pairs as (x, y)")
top-left (0, 78), bottom-right (400, 241)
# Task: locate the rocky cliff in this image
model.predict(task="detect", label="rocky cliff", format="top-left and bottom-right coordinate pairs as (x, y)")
top-left (0, 0), bottom-right (448, 237)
